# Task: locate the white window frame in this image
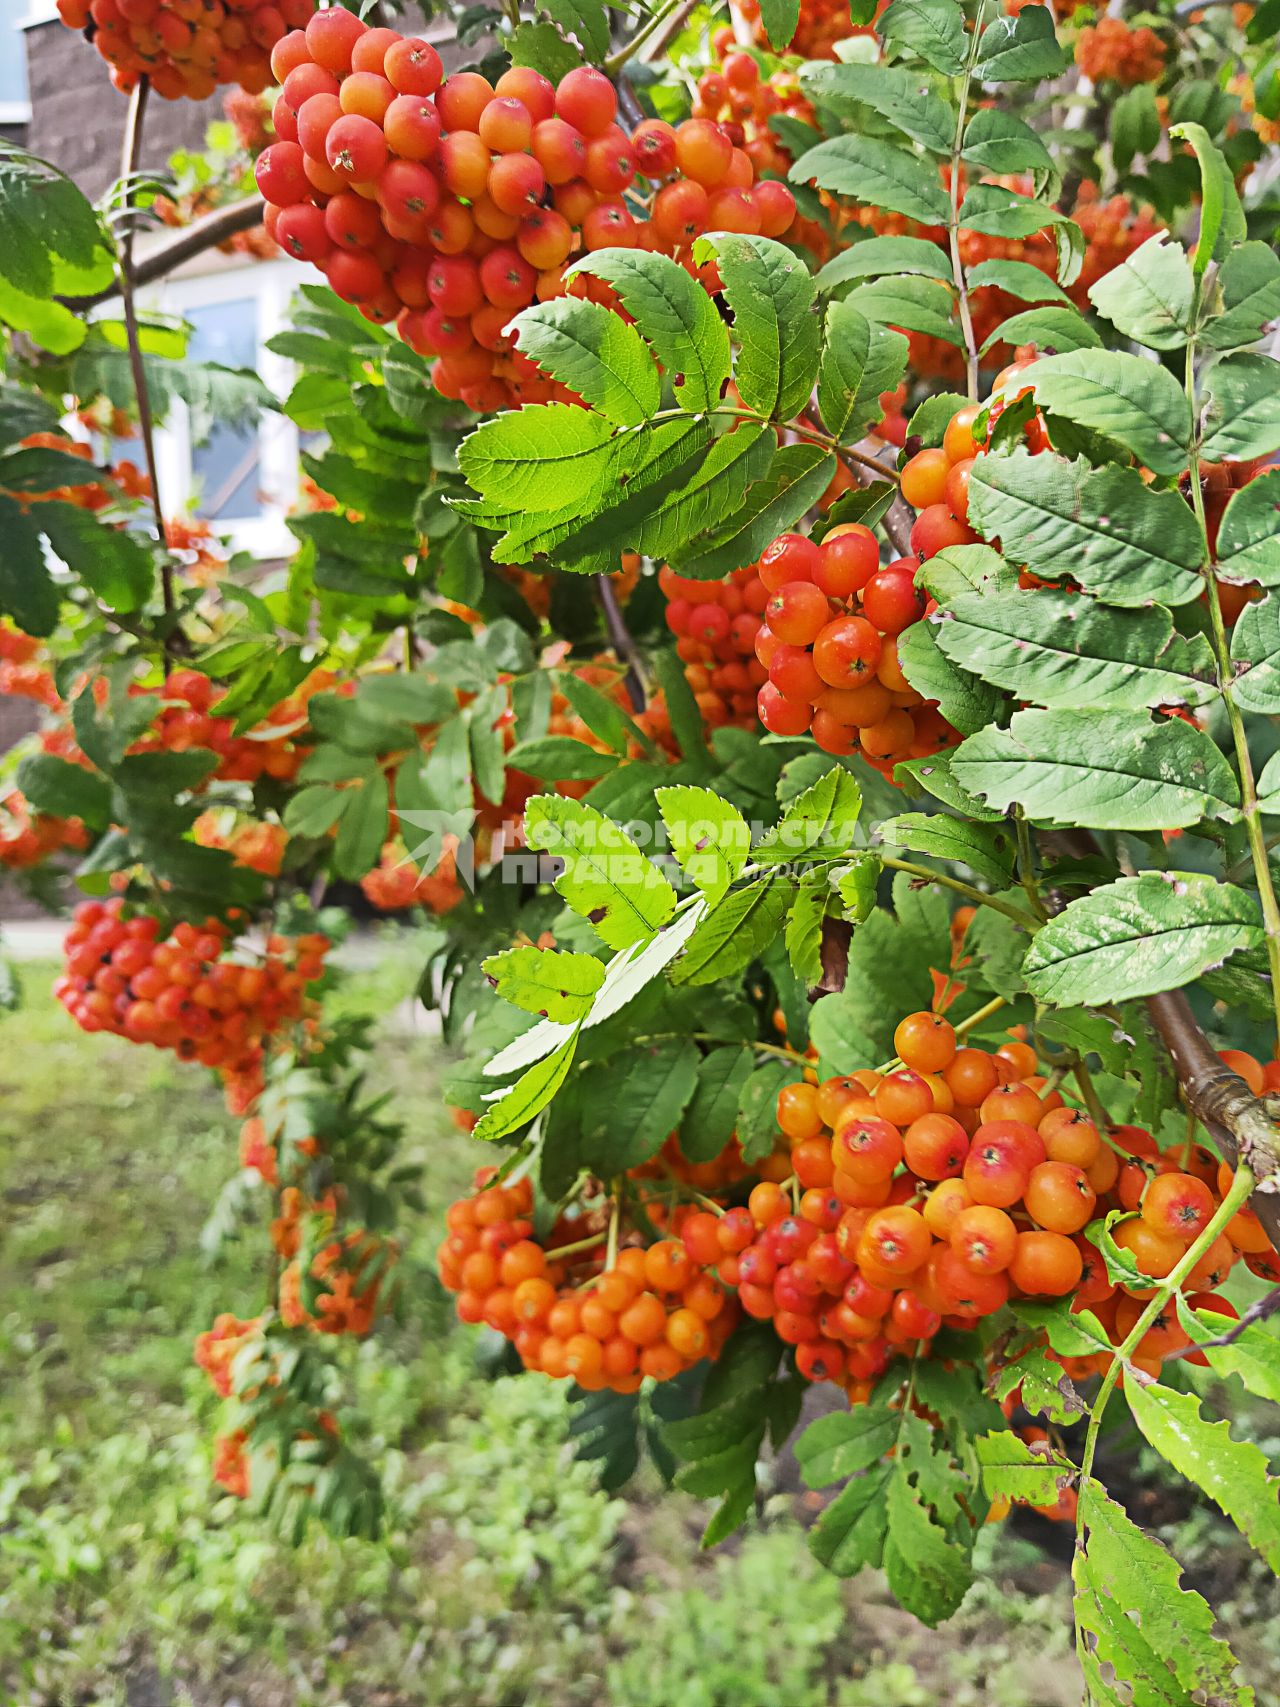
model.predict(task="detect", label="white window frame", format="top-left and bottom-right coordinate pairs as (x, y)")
top-left (137, 255), bottom-right (322, 560)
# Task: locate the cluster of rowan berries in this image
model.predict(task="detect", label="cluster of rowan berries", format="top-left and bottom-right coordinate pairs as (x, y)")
top-left (254, 15), bottom-right (796, 409)
top-left (738, 0), bottom-right (888, 59)
top-left (279, 1220), bottom-right (391, 1335)
top-left (193, 809), bottom-right (289, 876)
top-left (360, 836), bottom-right (465, 913)
top-left (659, 562), bottom-right (770, 732)
top-left (7, 432), bottom-right (151, 514)
top-left (898, 400), bottom-right (987, 561)
top-left (438, 1169), bottom-right (740, 1392)
top-left (0, 622), bottom-right (62, 712)
top-left (691, 33), bottom-right (815, 181)
top-left (758, 1014), bottom-right (1280, 1397)
top-left (750, 521), bottom-right (957, 769)
top-left (0, 788), bottom-right (88, 869)
top-left (56, 0), bottom-right (309, 97)
top-left (129, 667), bottom-right (327, 784)
top-left (55, 897), bottom-right (329, 1079)
top-left (1075, 18), bottom-right (1167, 87)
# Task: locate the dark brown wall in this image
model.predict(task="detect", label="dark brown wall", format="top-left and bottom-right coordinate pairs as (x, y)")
top-left (24, 18), bottom-right (224, 200)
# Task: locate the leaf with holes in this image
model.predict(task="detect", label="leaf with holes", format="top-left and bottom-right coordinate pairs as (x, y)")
top-left (1023, 873), bottom-right (1263, 1006)
top-left (656, 785), bottom-right (750, 907)
top-left (511, 297), bottom-right (661, 427)
top-left (524, 795), bottom-right (677, 950)
top-left (695, 233), bottom-right (819, 422)
top-left (481, 946), bottom-right (605, 1024)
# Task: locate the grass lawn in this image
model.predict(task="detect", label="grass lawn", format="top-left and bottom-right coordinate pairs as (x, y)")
top-left (3, 933), bottom-right (1274, 1706)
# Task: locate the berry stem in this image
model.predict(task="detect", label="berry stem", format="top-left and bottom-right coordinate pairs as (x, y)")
top-left (604, 0), bottom-right (685, 75)
top-left (881, 855), bottom-right (1037, 924)
top-left (953, 994), bottom-right (1008, 1039)
top-left (1013, 812), bottom-right (1049, 922)
top-left (1182, 320), bottom-right (1280, 1053)
top-left (596, 573), bottom-right (650, 709)
top-left (947, 0), bottom-right (987, 403)
top-left (546, 1228), bottom-right (608, 1262)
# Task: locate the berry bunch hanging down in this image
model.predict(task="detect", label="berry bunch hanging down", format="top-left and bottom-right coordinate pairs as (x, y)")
top-left (55, 898), bottom-right (329, 1082)
top-left (254, 15), bottom-right (795, 409)
top-left (56, 0), bottom-right (312, 97)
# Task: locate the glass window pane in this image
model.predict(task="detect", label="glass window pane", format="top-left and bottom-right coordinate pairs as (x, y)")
top-left (186, 298), bottom-right (261, 521)
top-left (0, 0), bottom-right (29, 107)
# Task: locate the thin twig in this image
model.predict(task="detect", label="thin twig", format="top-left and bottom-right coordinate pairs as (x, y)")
top-left (64, 195), bottom-right (267, 314)
top-left (116, 80), bottom-right (176, 637)
top-left (1165, 1283), bottom-right (1280, 1362)
top-left (596, 573), bottom-right (649, 709)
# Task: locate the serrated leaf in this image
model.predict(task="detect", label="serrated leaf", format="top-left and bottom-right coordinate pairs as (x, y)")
top-left (1203, 242), bottom-right (1280, 352)
top-left (474, 1029), bottom-right (579, 1142)
top-left (674, 443), bottom-right (836, 580)
top-left (1126, 1380), bottom-right (1280, 1572)
top-left (980, 306), bottom-right (1099, 356)
top-left (1075, 1478), bottom-right (1253, 1707)
top-left (758, 764), bottom-right (863, 862)
top-left (844, 276), bottom-right (960, 345)
top-left (963, 108), bottom-right (1053, 174)
top-left (680, 1045), bottom-right (754, 1163)
top-left (951, 707), bottom-right (1239, 831)
top-left (524, 795), bottom-right (677, 949)
top-left (567, 249), bottom-right (730, 415)
top-left (1023, 873), bottom-right (1264, 1006)
top-left (1016, 350), bottom-right (1190, 475)
top-left (991, 1350), bottom-right (1086, 1424)
top-left (672, 877), bottom-right (793, 986)
top-left (785, 877), bottom-right (828, 984)
top-left (794, 1404), bottom-right (898, 1487)
top-left (1202, 354), bottom-right (1280, 463)
top-left (791, 136), bottom-right (952, 225)
top-left (1177, 1302), bottom-right (1280, 1405)
top-left (630, 423), bottom-right (776, 564)
top-left (896, 749), bottom-right (1003, 820)
top-left (802, 61), bottom-right (954, 153)
top-left (511, 297), bottom-right (660, 427)
top-left (14, 752), bottom-right (110, 829)
top-left (481, 945), bottom-right (605, 1023)
top-left (816, 235), bottom-right (953, 293)
top-left (974, 3), bottom-right (1066, 80)
top-left (332, 772), bottom-right (389, 879)
top-left (879, 0), bottom-right (965, 73)
top-left (1230, 595), bottom-right (1280, 711)
top-left (958, 183), bottom-right (1073, 240)
top-left (1171, 121), bottom-right (1246, 276)
top-left (695, 233), bottom-right (819, 422)
top-left (656, 785), bottom-right (750, 907)
top-left (817, 302), bottom-right (910, 444)
top-left (896, 620), bottom-right (1004, 734)
top-left (966, 258), bottom-right (1072, 305)
top-left (758, 0), bottom-right (800, 49)
top-left (883, 1469), bottom-right (972, 1626)
top-left (540, 0), bottom-right (608, 57)
top-left (917, 541), bottom-right (1018, 601)
top-left (459, 404), bottom-right (619, 510)
top-left (1088, 233), bottom-right (1194, 351)
top-left (1217, 468), bottom-right (1280, 588)
top-left (934, 589), bottom-right (1219, 711)
top-left (582, 1035), bottom-right (699, 1171)
top-left (879, 813), bottom-right (1014, 887)
top-left (967, 449), bottom-right (1206, 607)
top-left (975, 1430), bottom-right (1074, 1502)
top-left (506, 735), bottom-right (619, 781)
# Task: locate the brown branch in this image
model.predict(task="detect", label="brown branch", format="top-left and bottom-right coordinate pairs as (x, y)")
top-left (596, 574), bottom-right (648, 710)
top-left (63, 195), bottom-right (267, 313)
top-left (800, 408), bottom-right (913, 555)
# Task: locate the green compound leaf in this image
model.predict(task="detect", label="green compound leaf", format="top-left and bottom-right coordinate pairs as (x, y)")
top-left (967, 449), bottom-right (1206, 607)
top-left (975, 1430), bottom-right (1075, 1502)
top-left (1022, 873), bottom-right (1264, 1006)
top-left (567, 248), bottom-right (731, 414)
top-left (951, 707), bottom-right (1239, 831)
top-left (655, 784), bottom-right (751, 907)
top-left (524, 795), bottom-right (677, 950)
top-left (934, 589), bottom-right (1219, 711)
top-left (1126, 1380), bottom-right (1280, 1574)
top-left (480, 945), bottom-right (605, 1023)
top-left (817, 301), bottom-right (909, 444)
top-left (510, 296), bottom-right (661, 426)
top-left (1088, 232), bottom-right (1195, 351)
top-left (473, 1028), bottom-right (580, 1142)
top-left (1074, 1478), bottom-right (1254, 1707)
top-left (1216, 468), bottom-right (1280, 589)
top-left (694, 233), bottom-right (820, 423)
top-left (1202, 355), bottom-right (1280, 464)
top-left (879, 0), bottom-right (965, 72)
top-left (791, 135), bottom-right (952, 225)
